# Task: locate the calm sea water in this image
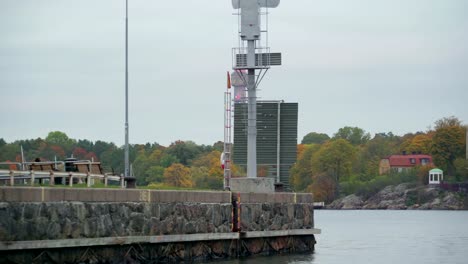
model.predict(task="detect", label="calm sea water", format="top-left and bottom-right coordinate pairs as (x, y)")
top-left (220, 210), bottom-right (468, 264)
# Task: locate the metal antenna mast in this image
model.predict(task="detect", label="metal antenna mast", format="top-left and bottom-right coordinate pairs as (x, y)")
top-left (124, 0), bottom-right (130, 177)
top-left (231, 0), bottom-right (281, 179)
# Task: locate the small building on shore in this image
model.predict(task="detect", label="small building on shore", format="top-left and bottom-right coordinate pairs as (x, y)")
top-left (429, 168), bottom-right (443, 185)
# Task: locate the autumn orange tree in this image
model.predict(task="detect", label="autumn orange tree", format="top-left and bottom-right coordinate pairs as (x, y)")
top-left (307, 173), bottom-right (336, 203)
top-left (163, 163), bottom-right (193, 188)
top-left (400, 133), bottom-right (432, 154)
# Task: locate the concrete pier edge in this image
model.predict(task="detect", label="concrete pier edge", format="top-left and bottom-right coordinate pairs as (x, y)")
top-left (0, 229), bottom-right (321, 251)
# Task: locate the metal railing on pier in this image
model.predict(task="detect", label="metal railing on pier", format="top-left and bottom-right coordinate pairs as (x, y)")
top-left (0, 169), bottom-right (124, 188)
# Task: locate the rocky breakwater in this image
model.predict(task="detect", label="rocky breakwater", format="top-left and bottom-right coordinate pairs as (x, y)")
top-left (328, 183), bottom-right (467, 210)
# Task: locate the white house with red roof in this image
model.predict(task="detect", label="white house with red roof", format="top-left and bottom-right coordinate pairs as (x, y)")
top-left (379, 153), bottom-right (433, 175)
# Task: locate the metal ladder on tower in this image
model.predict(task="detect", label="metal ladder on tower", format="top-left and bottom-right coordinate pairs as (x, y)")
top-left (224, 89), bottom-right (232, 190)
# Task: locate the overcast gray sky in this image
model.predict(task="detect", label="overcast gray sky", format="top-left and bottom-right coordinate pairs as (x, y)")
top-left (1, 0), bottom-right (467, 146)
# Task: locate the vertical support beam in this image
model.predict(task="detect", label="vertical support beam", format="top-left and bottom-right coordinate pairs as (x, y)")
top-left (9, 170), bottom-right (14, 186)
top-left (87, 172), bottom-right (91, 187)
top-left (237, 193), bottom-right (241, 231)
top-left (20, 145), bottom-right (25, 171)
top-left (88, 161), bottom-right (93, 186)
top-left (121, 176), bottom-right (125, 189)
top-left (247, 39), bottom-right (257, 178)
top-left (30, 170), bottom-right (35, 186)
top-left (104, 174), bottom-right (108, 187)
top-left (69, 173), bottom-right (73, 187)
top-left (276, 102), bottom-right (281, 183)
top-left (49, 171), bottom-right (55, 186)
top-left (124, 0), bottom-right (130, 177)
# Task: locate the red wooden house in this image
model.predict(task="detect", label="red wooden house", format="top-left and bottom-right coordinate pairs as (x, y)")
top-left (379, 154), bottom-right (433, 175)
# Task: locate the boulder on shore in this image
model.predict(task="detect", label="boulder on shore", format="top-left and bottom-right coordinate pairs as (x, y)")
top-left (327, 194), bottom-right (364, 209)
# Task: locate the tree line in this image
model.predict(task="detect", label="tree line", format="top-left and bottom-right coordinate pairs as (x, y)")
top-left (290, 116), bottom-right (467, 202)
top-left (1, 116), bottom-right (466, 196)
top-left (0, 132), bottom-right (228, 190)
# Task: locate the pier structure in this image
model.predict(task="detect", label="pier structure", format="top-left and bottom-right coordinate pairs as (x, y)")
top-left (0, 187), bottom-right (320, 263)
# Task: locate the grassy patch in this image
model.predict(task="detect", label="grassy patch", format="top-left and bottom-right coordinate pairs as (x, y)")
top-left (405, 190), bottom-right (418, 206)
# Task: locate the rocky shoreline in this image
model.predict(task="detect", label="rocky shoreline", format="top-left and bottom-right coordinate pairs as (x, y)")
top-left (327, 183), bottom-right (468, 210)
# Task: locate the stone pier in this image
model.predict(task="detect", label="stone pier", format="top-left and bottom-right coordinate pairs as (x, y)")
top-left (0, 187), bottom-right (320, 263)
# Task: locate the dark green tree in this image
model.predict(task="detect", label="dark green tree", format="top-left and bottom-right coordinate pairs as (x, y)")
top-left (159, 154), bottom-right (179, 168)
top-left (301, 132), bottom-right (330, 145)
top-left (166, 140), bottom-right (201, 166)
top-left (145, 166), bottom-right (165, 184)
top-left (93, 140), bottom-right (115, 159)
top-left (77, 139), bottom-right (94, 152)
top-left (45, 131), bottom-right (75, 153)
top-left (212, 141), bottom-right (224, 152)
top-left (333, 126), bottom-right (371, 145)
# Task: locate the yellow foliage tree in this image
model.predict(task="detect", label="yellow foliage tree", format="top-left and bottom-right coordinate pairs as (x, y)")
top-left (163, 163), bottom-right (193, 188)
top-left (297, 144), bottom-right (306, 158)
top-left (191, 150), bottom-right (227, 189)
top-left (406, 134), bottom-right (432, 154)
top-left (208, 155), bottom-right (223, 177)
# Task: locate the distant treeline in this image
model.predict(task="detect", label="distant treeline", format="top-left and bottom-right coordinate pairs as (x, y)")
top-left (0, 132), bottom-right (230, 190)
top-left (0, 116), bottom-right (466, 197)
top-left (291, 116), bottom-right (467, 202)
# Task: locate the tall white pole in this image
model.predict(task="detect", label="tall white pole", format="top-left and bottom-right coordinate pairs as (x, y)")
top-left (232, 1), bottom-right (281, 179)
top-left (247, 40), bottom-right (257, 178)
top-left (20, 145), bottom-right (25, 170)
top-left (124, 0), bottom-right (130, 177)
